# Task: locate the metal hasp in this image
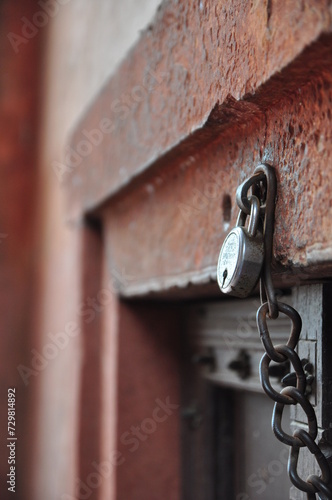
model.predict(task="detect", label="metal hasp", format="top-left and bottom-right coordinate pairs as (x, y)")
top-left (217, 164), bottom-right (332, 499)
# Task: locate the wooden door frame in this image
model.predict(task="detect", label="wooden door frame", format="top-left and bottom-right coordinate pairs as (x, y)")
top-left (62, 2), bottom-right (332, 498)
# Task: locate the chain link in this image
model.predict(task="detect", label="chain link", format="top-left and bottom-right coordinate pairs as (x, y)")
top-left (237, 164), bottom-right (332, 499)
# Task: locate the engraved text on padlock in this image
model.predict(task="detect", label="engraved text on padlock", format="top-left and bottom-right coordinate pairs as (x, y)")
top-left (217, 196), bottom-right (264, 298)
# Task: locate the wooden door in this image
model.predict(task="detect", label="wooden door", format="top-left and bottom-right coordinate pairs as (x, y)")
top-left (61, 2), bottom-right (332, 499)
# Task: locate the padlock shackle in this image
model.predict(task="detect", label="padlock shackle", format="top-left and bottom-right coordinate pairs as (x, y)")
top-left (236, 195), bottom-right (261, 237)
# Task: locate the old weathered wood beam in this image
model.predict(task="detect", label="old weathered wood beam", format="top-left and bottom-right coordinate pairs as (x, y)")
top-left (63, 0), bottom-right (331, 218)
top-left (101, 37), bottom-right (332, 296)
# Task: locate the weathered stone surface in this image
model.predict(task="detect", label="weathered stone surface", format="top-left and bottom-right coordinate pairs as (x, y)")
top-left (102, 37), bottom-right (332, 296)
top-left (64, 0), bottom-right (332, 219)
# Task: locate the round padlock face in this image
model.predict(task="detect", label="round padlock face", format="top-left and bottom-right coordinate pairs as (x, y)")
top-left (217, 230), bottom-right (240, 291)
top-left (217, 226), bottom-right (264, 297)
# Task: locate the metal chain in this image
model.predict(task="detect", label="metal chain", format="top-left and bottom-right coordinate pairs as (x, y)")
top-left (236, 164), bottom-right (332, 499)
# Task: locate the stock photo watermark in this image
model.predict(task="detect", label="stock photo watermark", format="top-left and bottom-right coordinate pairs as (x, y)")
top-left (61, 397), bottom-right (179, 500)
top-left (17, 266), bottom-right (134, 386)
top-left (7, 0), bottom-right (72, 54)
top-left (52, 66), bottom-right (165, 183)
top-left (7, 388), bottom-right (17, 493)
top-left (236, 447), bottom-right (289, 499)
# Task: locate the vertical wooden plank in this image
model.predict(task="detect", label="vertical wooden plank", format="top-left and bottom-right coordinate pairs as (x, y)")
top-left (292, 285), bottom-right (322, 426)
top-left (180, 381), bottom-right (235, 500)
top-left (290, 285), bottom-right (332, 500)
top-left (0, 1), bottom-right (42, 498)
top-left (321, 283), bottom-right (332, 497)
top-left (234, 392), bottom-right (291, 499)
top-left (322, 284), bottom-right (332, 431)
top-left (77, 220), bottom-right (103, 500)
top-left (97, 253), bottom-right (120, 500)
top-left (115, 302), bottom-right (181, 500)
top-left (215, 388), bottom-right (235, 500)
top-left (180, 328), bottom-right (220, 500)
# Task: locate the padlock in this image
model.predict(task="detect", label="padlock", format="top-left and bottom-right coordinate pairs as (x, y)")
top-left (217, 195), bottom-right (264, 298)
